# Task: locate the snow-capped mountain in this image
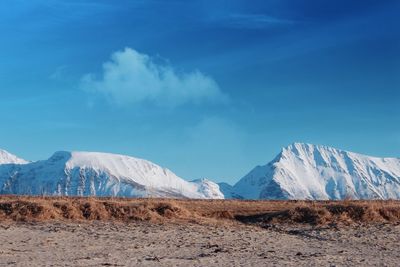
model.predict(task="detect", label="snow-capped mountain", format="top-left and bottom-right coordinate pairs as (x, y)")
top-left (0, 150), bottom-right (224, 199)
top-left (0, 149), bottom-right (28, 164)
top-left (232, 143), bottom-right (400, 200)
top-left (191, 178), bottom-right (224, 199)
top-left (2, 144), bottom-right (400, 200)
top-left (217, 182), bottom-right (243, 199)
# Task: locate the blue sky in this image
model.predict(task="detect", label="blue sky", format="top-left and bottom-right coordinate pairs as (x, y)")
top-left (0, 0), bottom-right (399, 184)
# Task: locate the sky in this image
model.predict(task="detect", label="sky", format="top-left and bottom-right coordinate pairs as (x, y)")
top-left (0, 0), bottom-right (399, 184)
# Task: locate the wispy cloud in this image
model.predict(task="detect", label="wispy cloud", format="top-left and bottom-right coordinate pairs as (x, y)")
top-left (0, 0), bottom-right (118, 31)
top-left (80, 48), bottom-right (228, 107)
top-left (211, 13), bottom-right (295, 29)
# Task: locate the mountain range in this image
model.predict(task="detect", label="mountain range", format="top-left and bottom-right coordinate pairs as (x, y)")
top-left (0, 143), bottom-right (399, 200)
top-left (0, 150), bottom-right (223, 199)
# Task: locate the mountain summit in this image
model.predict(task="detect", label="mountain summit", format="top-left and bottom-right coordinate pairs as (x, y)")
top-left (0, 150), bottom-right (223, 199)
top-left (0, 149), bottom-right (28, 164)
top-left (232, 143), bottom-right (400, 200)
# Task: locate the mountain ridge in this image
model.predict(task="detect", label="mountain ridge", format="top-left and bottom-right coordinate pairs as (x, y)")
top-left (232, 143), bottom-right (400, 200)
top-left (0, 149), bottom-right (28, 165)
top-left (1, 143), bottom-right (399, 200)
top-left (0, 150), bottom-right (224, 199)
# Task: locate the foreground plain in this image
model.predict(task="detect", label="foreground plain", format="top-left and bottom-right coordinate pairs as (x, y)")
top-left (1, 197), bottom-right (400, 266)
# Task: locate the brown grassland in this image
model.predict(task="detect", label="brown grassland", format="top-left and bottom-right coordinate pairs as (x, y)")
top-left (2, 196), bottom-right (400, 266)
top-left (1, 195), bottom-right (400, 226)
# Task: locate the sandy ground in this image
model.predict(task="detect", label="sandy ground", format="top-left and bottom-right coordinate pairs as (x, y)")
top-left (0, 221), bottom-right (399, 267)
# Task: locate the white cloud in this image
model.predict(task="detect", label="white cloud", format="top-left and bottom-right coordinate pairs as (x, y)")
top-left (80, 48), bottom-right (227, 107)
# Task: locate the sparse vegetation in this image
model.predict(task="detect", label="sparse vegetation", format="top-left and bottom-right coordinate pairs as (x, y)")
top-left (0, 196), bottom-right (400, 226)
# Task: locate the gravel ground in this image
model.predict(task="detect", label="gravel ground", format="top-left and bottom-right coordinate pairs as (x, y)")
top-left (0, 221), bottom-right (399, 266)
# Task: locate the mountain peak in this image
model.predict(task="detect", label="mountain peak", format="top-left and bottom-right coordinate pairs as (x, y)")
top-left (0, 149), bottom-right (28, 164)
top-left (48, 151), bottom-right (72, 161)
top-left (279, 143), bottom-right (355, 164)
top-left (234, 143), bottom-right (400, 200)
top-left (284, 142), bottom-right (337, 154)
top-left (191, 178), bottom-right (224, 199)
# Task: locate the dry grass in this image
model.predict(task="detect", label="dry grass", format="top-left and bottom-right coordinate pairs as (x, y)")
top-left (0, 196), bottom-right (400, 226)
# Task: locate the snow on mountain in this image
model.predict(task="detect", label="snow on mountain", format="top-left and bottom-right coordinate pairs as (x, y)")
top-left (217, 182), bottom-right (243, 199)
top-left (0, 149), bottom-right (28, 164)
top-left (0, 150), bottom-right (224, 199)
top-left (2, 144), bottom-right (400, 200)
top-left (233, 143), bottom-right (400, 200)
top-left (191, 179), bottom-right (224, 199)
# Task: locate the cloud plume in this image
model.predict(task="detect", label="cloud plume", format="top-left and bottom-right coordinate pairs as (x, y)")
top-left (80, 48), bottom-right (227, 107)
